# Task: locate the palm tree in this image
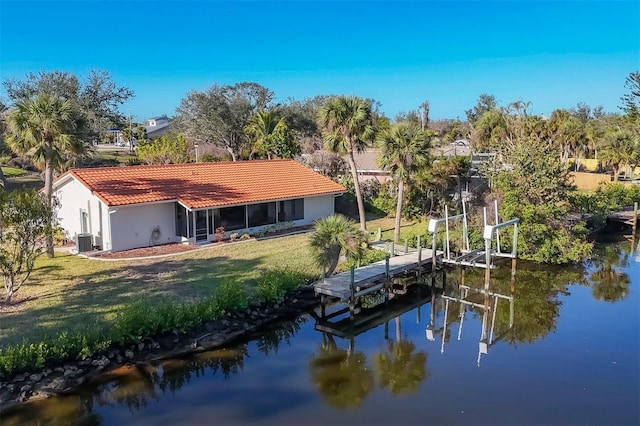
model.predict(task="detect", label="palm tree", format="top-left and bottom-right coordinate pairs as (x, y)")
top-left (318, 96), bottom-right (377, 231)
top-left (245, 110), bottom-right (281, 159)
top-left (599, 129), bottom-right (639, 181)
top-left (378, 122), bottom-right (430, 242)
top-left (308, 214), bottom-right (367, 276)
top-left (6, 94), bottom-right (78, 256)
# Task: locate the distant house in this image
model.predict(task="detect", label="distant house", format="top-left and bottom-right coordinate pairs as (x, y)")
top-left (144, 115), bottom-right (171, 139)
top-left (52, 160), bottom-right (345, 252)
top-left (348, 149), bottom-right (391, 183)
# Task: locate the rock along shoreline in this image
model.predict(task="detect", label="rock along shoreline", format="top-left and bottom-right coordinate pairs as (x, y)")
top-left (0, 287), bottom-right (319, 416)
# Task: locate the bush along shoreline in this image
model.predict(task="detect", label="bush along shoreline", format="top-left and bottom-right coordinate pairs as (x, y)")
top-left (0, 268), bottom-right (316, 414)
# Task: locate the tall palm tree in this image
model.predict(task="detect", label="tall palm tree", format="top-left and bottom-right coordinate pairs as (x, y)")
top-left (6, 94), bottom-right (78, 256)
top-left (308, 214), bottom-right (367, 276)
top-left (318, 96), bottom-right (377, 231)
top-left (378, 122), bottom-right (430, 242)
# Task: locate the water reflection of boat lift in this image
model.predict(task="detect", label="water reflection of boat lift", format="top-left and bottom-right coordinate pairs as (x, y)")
top-left (426, 284), bottom-right (514, 366)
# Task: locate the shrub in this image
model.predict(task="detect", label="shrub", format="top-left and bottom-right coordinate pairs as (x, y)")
top-left (229, 232), bottom-right (240, 241)
top-left (239, 233), bottom-right (251, 240)
top-left (214, 279), bottom-right (249, 313)
top-left (256, 268), bottom-right (311, 304)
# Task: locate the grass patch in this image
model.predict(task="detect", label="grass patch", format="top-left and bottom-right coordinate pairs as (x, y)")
top-left (366, 217), bottom-right (429, 243)
top-left (0, 233), bottom-right (318, 348)
top-left (1, 166), bottom-right (28, 177)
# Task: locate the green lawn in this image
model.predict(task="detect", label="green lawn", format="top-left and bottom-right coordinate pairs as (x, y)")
top-left (1, 166), bottom-right (28, 177)
top-left (0, 234), bottom-right (318, 347)
top-left (0, 217), bottom-right (431, 348)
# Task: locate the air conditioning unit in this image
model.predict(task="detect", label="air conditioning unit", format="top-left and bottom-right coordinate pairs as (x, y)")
top-left (76, 234), bottom-right (93, 252)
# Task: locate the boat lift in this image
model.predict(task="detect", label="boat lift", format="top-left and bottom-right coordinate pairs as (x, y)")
top-left (428, 200), bottom-right (519, 283)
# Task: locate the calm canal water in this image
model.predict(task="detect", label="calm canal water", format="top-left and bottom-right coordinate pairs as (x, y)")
top-left (6, 237), bottom-right (640, 425)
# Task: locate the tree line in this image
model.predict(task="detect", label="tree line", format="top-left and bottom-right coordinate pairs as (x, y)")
top-left (0, 69), bottom-right (638, 302)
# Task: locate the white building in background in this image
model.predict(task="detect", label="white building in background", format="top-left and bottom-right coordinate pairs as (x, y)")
top-left (144, 115), bottom-right (171, 139)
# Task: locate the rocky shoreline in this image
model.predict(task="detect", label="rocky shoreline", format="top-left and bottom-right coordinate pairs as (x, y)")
top-left (0, 287), bottom-right (319, 416)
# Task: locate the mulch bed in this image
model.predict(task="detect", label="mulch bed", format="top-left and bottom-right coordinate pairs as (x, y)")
top-left (93, 243), bottom-right (202, 259)
top-left (90, 225), bottom-right (315, 260)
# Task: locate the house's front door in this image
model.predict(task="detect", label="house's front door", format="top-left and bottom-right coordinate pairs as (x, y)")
top-left (195, 210), bottom-right (208, 242)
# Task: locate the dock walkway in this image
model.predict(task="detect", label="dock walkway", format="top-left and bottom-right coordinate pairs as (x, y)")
top-left (313, 248), bottom-right (436, 301)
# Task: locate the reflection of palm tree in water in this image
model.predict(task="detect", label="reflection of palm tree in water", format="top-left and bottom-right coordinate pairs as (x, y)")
top-left (374, 316), bottom-right (428, 395)
top-left (309, 333), bottom-right (374, 410)
top-left (590, 244), bottom-right (631, 303)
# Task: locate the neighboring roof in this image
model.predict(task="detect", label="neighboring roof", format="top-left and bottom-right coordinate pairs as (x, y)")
top-left (54, 159), bottom-right (346, 209)
top-left (145, 121), bottom-right (171, 139)
top-left (146, 115), bottom-right (169, 121)
top-left (349, 149), bottom-right (389, 173)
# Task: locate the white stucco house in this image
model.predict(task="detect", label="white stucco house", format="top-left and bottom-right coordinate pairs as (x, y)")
top-left (52, 159), bottom-right (345, 252)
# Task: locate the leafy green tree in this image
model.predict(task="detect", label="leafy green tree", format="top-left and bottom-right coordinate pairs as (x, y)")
top-left (5, 94), bottom-right (77, 256)
top-left (173, 82), bottom-right (274, 161)
top-left (1, 190), bottom-right (55, 304)
top-left (3, 70), bottom-right (133, 143)
top-left (492, 135), bottom-right (592, 263)
top-left (308, 214), bottom-right (368, 276)
top-left (318, 95), bottom-right (377, 230)
top-left (136, 133), bottom-right (189, 165)
top-left (620, 71), bottom-right (640, 121)
top-left (245, 110), bottom-right (299, 159)
top-left (377, 122), bottom-right (431, 242)
top-left (280, 95), bottom-right (333, 153)
top-left (465, 93), bottom-right (498, 124)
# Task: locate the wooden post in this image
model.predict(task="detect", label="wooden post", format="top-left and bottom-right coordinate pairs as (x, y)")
top-left (390, 241), bottom-right (395, 257)
top-left (377, 227), bottom-right (382, 241)
top-left (633, 202), bottom-right (638, 235)
top-left (349, 266), bottom-right (355, 318)
top-left (385, 256), bottom-right (390, 304)
top-left (321, 295), bottom-right (326, 318)
top-left (321, 266), bottom-right (326, 283)
top-left (417, 235), bottom-right (421, 251)
top-left (404, 238), bottom-right (409, 254)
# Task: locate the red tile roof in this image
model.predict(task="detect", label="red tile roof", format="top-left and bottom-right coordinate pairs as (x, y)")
top-left (55, 160), bottom-right (345, 209)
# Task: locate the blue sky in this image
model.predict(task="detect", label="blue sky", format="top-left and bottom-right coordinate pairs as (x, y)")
top-left (1, 0), bottom-right (638, 122)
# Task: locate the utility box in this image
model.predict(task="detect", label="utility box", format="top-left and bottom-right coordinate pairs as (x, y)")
top-left (76, 234), bottom-right (93, 252)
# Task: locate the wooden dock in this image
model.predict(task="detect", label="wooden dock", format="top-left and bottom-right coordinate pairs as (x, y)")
top-left (313, 248), bottom-right (437, 301)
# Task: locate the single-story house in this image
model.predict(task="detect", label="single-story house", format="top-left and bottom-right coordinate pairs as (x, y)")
top-left (52, 159), bottom-right (346, 252)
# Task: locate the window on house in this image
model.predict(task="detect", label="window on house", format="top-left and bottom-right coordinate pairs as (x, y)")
top-left (214, 206), bottom-right (246, 231)
top-left (80, 209), bottom-right (88, 234)
top-left (175, 204), bottom-right (187, 237)
top-left (248, 202), bottom-right (277, 228)
top-left (278, 198), bottom-right (304, 222)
